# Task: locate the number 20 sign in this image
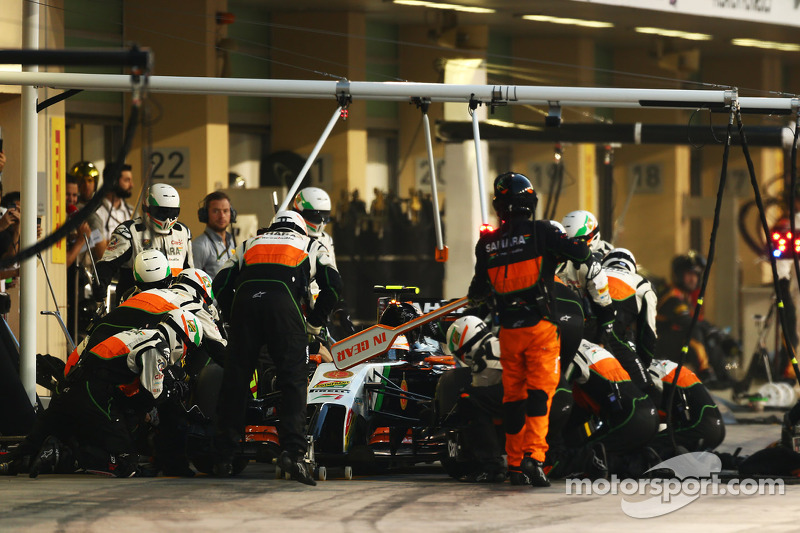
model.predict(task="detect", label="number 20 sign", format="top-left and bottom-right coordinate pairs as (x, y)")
top-left (150, 148), bottom-right (190, 188)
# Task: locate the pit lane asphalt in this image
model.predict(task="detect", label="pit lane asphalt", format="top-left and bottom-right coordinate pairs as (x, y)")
top-left (0, 423), bottom-right (793, 533)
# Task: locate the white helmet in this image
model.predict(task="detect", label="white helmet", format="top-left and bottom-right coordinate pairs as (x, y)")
top-left (602, 247), bottom-right (637, 273)
top-left (145, 183), bottom-right (181, 234)
top-left (133, 249), bottom-right (172, 289)
top-left (562, 210), bottom-right (600, 245)
top-left (158, 309), bottom-right (204, 361)
top-left (549, 220), bottom-right (566, 234)
top-left (269, 210), bottom-right (308, 236)
top-left (174, 268), bottom-right (214, 305)
top-left (293, 187), bottom-right (331, 237)
top-left (647, 359), bottom-right (668, 393)
top-left (446, 316), bottom-right (491, 365)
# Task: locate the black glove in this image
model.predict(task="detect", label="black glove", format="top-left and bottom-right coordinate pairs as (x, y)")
top-left (596, 304), bottom-right (616, 334)
top-left (163, 365), bottom-right (189, 402)
top-left (331, 307), bottom-right (356, 336)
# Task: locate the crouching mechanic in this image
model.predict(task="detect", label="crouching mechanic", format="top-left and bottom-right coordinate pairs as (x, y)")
top-left (96, 183), bottom-right (193, 307)
top-left (120, 249), bottom-right (174, 302)
top-left (559, 210), bottom-right (616, 343)
top-left (213, 210), bottom-right (343, 485)
top-left (561, 339), bottom-right (660, 478)
top-left (601, 248), bottom-right (659, 390)
top-left (0, 310), bottom-right (204, 478)
top-left (647, 359), bottom-right (725, 456)
top-left (444, 315), bottom-right (506, 482)
top-left (75, 268), bottom-right (225, 376)
top-left (467, 172), bottom-right (599, 487)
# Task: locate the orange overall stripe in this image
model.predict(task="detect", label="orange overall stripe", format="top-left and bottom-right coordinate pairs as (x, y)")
top-left (64, 347), bottom-right (80, 376)
top-left (90, 336), bottom-right (131, 360)
top-left (120, 292), bottom-right (176, 314)
top-left (487, 258), bottom-right (541, 294)
top-left (664, 367), bottom-right (701, 388)
top-left (590, 356), bottom-right (631, 382)
top-left (244, 243), bottom-right (308, 267)
top-left (607, 276), bottom-right (635, 301)
top-left (119, 379), bottom-right (141, 397)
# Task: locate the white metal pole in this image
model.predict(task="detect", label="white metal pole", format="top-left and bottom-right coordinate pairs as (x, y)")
top-left (19, 1), bottom-right (39, 406)
top-left (421, 111), bottom-right (445, 252)
top-left (0, 71), bottom-right (789, 112)
top-left (471, 106), bottom-right (489, 226)
top-left (277, 106), bottom-right (342, 212)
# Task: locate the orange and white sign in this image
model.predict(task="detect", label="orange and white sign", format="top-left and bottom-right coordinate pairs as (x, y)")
top-left (332, 297), bottom-right (468, 370)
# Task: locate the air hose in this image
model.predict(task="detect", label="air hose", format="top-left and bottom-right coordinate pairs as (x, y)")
top-left (667, 100), bottom-right (800, 453)
top-left (665, 102), bottom-right (734, 452)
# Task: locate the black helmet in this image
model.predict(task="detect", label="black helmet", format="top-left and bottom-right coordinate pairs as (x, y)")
top-left (687, 250), bottom-right (707, 272)
top-left (492, 172), bottom-right (537, 221)
top-left (380, 302), bottom-right (423, 344)
top-left (671, 253), bottom-right (703, 289)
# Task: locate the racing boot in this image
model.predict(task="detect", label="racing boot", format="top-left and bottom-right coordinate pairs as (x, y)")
top-left (29, 436), bottom-right (63, 479)
top-left (520, 454), bottom-right (550, 487)
top-left (584, 443), bottom-right (609, 481)
top-left (462, 463), bottom-right (507, 483)
top-left (278, 451), bottom-right (317, 486)
top-left (211, 430), bottom-right (238, 478)
top-left (508, 467), bottom-right (529, 486)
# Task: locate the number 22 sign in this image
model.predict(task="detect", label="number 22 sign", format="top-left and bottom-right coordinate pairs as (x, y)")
top-left (150, 148), bottom-right (190, 188)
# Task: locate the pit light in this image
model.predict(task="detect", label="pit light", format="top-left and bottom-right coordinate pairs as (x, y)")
top-left (771, 229), bottom-right (800, 259)
top-left (479, 224), bottom-right (495, 234)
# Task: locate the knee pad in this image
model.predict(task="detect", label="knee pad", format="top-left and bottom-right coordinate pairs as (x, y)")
top-left (503, 400), bottom-right (526, 435)
top-left (527, 389), bottom-right (549, 417)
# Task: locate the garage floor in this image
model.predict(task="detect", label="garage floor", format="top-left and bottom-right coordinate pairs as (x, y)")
top-left (0, 421), bottom-right (794, 532)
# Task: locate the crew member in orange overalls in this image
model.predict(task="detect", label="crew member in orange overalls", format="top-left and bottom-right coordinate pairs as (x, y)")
top-left (467, 172), bottom-right (599, 487)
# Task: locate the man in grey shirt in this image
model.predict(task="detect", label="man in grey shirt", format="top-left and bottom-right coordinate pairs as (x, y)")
top-left (193, 191), bottom-right (236, 279)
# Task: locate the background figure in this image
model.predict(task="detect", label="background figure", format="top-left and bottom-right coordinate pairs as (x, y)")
top-left (70, 161), bottom-right (99, 207)
top-left (193, 191), bottom-right (236, 279)
top-left (86, 162), bottom-right (135, 261)
top-left (656, 253), bottom-right (735, 388)
top-left (65, 174), bottom-right (79, 207)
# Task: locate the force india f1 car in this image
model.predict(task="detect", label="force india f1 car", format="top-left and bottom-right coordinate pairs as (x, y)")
top-left (188, 287), bottom-right (466, 480)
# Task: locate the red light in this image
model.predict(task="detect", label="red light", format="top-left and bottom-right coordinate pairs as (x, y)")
top-left (773, 232), bottom-right (781, 240)
top-left (479, 224), bottom-right (494, 234)
top-left (340, 109), bottom-right (349, 120)
top-left (215, 12), bottom-right (236, 25)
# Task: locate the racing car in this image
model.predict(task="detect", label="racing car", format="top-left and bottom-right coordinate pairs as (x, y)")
top-left (187, 286), bottom-right (463, 480)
